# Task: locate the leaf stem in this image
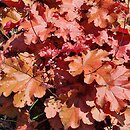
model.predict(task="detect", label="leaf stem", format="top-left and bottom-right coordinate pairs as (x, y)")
top-left (29, 99), bottom-right (39, 112)
top-left (0, 118), bottom-right (16, 123)
top-left (31, 112), bottom-right (44, 120)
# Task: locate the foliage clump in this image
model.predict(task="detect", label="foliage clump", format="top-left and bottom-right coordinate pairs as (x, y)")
top-left (0, 0), bottom-right (130, 129)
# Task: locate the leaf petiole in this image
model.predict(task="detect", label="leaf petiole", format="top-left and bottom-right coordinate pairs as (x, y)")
top-left (29, 99), bottom-right (39, 112)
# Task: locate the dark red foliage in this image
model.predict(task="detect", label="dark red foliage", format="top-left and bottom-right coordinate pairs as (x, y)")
top-left (0, 0), bottom-right (130, 130)
top-left (1, 0), bottom-right (25, 8)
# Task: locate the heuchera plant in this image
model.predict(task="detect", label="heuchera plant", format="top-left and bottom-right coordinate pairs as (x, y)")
top-left (0, 0), bottom-right (130, 129)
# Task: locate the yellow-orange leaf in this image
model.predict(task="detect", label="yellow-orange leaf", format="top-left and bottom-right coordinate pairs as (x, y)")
top-left (0, 53), bottom-right (46, 107)
top-left (65, 49), bottom-right (110, 85)
top-left (59, 105), bottom-right (92, 129)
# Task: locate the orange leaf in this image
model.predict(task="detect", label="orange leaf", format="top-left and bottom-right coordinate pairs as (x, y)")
top-left (44, 97), bottom-right (62, 118)
top-left (96, 66), bottom-right (130, 112)
top-left (87, 1), bottom-right (116, 28)
top-left (59, 105), bottom-right (92, 129)
top-left (1, 8), bottom-right (21, 26)
top-left (0, 53), bottom-right (46, 107)
top-left (65, 49), bottom-right (110, 84)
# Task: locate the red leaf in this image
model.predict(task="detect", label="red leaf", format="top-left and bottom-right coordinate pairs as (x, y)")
top-left (66, 83), bottom-right (96, 112)
top-left (4, 20), bottom-right (22, 33)
top-left (2, 0), bottom-right (25, 8)
top-left (118, 27), bottom-right (129, 34)
top-left (49, 114), bottom-right (63, 130)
